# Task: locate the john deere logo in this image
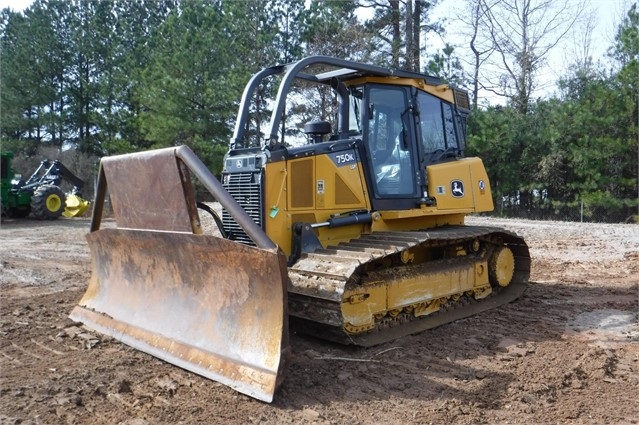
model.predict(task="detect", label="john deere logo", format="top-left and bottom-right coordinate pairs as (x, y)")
top-left (451, 180), bottom-right (464, 198)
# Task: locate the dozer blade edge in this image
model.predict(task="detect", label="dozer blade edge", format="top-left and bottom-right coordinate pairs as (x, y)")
top-left (70, 229), bottom-right (288, 402)
top-left (69, 146), bottom-right (289, 402)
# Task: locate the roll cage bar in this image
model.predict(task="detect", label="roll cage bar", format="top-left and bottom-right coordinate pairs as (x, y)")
top-left (229, 55), bottom-right (445, 150)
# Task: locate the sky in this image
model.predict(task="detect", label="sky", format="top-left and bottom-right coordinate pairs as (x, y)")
top-left (0, 0), bottom-right (630, 101)
top-left (426, 0), bottom-right (630, 101)
top-left (0, 0), bottom-right (30, 12)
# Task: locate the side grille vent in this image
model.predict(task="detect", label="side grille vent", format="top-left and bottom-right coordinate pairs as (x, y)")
top-left (222, 171), bottom-right (264, 246)
top-left (453, 89), bottom-right (470, 110)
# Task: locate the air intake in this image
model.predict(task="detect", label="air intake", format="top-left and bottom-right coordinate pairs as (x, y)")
top-left (453, 89), bottom-right (471, 110)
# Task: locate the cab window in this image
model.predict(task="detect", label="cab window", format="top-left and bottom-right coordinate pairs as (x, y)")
top-left (418, 92), bottom-right (459, 160)
top-left (367, 86), bottom-right (415, 197)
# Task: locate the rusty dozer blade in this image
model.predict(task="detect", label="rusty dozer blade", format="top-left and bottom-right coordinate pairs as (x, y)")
top-left (69, 146), bottom-right (289, 402)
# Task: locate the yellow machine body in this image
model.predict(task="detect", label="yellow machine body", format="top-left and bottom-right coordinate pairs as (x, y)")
top-left (71, 56), bottom-right (530, 402)
top-left (263, 155), bottom-right (494, 254)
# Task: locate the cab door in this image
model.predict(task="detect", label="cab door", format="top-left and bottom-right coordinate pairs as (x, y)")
top-left (362, 84), bottom-right (422, 211)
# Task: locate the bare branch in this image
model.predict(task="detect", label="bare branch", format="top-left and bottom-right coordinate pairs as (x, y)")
top-left (475, 0), bottom-right (586, 112)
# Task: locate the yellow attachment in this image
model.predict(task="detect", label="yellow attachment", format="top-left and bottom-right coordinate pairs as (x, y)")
top-left (344, 76), bottom-right (456, 103)
top-left (63, 194), bottom-right (90, 217)
top-left (472, 285), bottom-right (493, 300)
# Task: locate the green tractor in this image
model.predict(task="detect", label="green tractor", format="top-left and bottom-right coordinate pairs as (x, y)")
top-left (1, 151), bottom-right (90, 220)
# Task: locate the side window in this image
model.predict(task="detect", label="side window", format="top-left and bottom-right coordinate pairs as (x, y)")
top-left (348, 86), bottom-right (363, 135)
top-left (367, 86), bottom-right (415, 197)
top-left (442, 103), bottom-right (459, 149)
top-left (418, 93), bottom-right (446, 154)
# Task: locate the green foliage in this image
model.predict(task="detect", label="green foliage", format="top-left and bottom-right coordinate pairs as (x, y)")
top-left (190, 136), bottom-right (228, 176)
top-left (360, 0), bottom-right (442, 70)
top-left (1, 0), bottom-right (637, 222)
top-left (425, 43), bottom-right (467, 87)
top-left (1, 3), bottom-right (65, 147)
top-left (302, 0), bottom-right (369, 59)
top-left (133, 2), bottom-right (231, 148)
top-left (468, 28), bottom-right (638, 222)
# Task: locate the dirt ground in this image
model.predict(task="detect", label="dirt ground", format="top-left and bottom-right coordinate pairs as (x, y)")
top-left (1, 214), bottom-right (638, 425)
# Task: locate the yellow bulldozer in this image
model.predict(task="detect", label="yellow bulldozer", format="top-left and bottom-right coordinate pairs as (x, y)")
top-left (70, 56), bottom-right (530, 402)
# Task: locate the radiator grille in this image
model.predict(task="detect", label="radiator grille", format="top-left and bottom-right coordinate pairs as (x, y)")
top-left (222, 171), bottom-right (264, 246)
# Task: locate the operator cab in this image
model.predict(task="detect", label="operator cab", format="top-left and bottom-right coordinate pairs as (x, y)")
top-left (345, 81), bottom-right (467, 210)
top-left (226, 56), bottom-right (470, 213)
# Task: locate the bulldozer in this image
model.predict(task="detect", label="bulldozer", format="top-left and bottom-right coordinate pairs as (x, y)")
top-left (1, 152), bottom-right (90, 219)
top-left (70, 56), bottom-right (530, 402)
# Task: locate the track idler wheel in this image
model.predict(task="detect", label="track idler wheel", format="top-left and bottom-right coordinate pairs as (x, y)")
top-left (488, 246), bottom-right (515, 287)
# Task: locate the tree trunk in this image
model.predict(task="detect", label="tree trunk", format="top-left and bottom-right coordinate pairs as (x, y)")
top-left (390, 0), bottom-right (401, 68)
top-left (412, 0), bottom-right (422, 72)
top-left (469, 0), bottom-right (482, 109)
top-left (406, 0), bottom-right (413, 70)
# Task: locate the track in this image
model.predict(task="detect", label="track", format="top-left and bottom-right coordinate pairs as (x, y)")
top-left (288, 225), bottom-right (530, 345)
